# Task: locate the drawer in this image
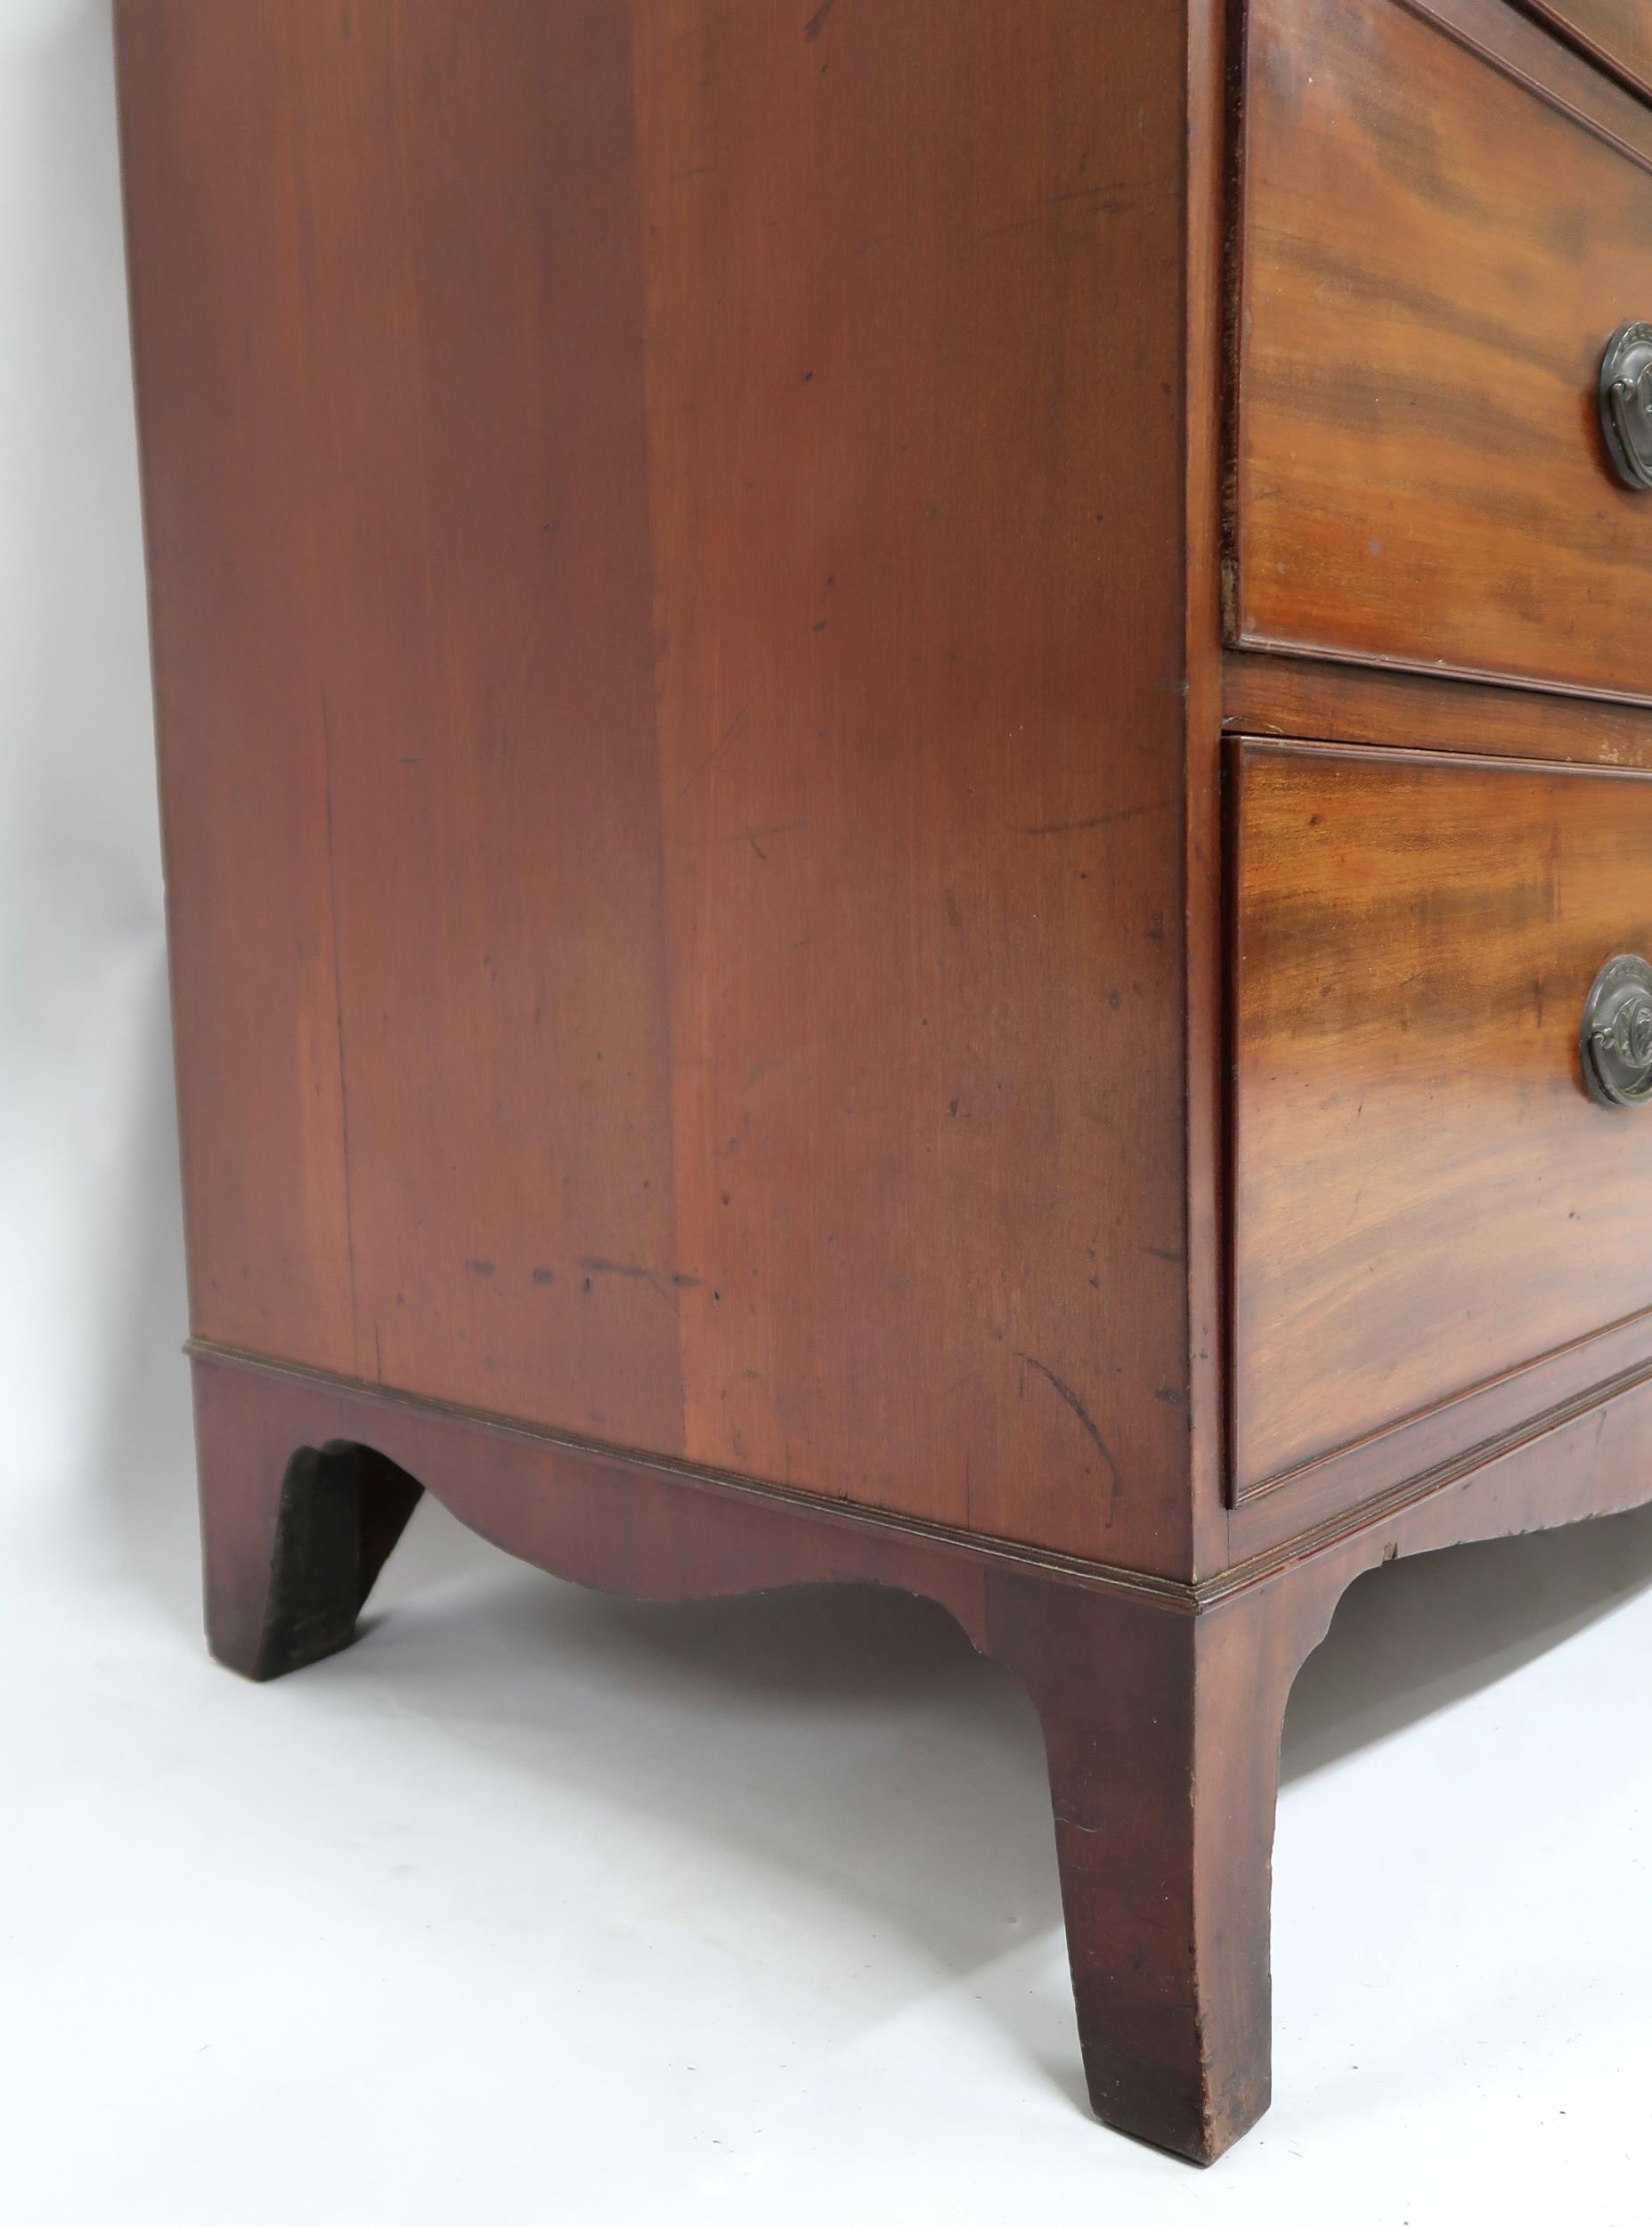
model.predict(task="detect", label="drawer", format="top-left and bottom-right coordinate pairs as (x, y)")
top-left (1231, 739), bottom-right (1652, 1507)
top-left (1233, 0), bottom-right (1652, 702)
top-left (1523, 0), bottom-right (1652, 104)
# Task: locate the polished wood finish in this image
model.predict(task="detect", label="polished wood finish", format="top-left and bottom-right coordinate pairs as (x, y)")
top-left (1224, 649), bottom-right (1652, 770)
top-left (196, 1346), bottom-right (1287, 2161)
top-left (117, 0), bottom-right (1652, 2169)
top-left (999, 1575), bottom-right (1290, 2161)
top-left (1520, 0), bottom-right (1652, 100)
top-left (118, 0), bottom-right (1195, 1575)
top-left (1232, 738), bottom-right (1652, 1499)
top-left (1233, 0), bottom-right (1652, 700)
top-left (187, 1341), bottom-right (1652, 2164)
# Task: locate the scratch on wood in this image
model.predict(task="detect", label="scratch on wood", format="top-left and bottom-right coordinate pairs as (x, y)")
top-left (742, 818), bottom-right (808, 863)
top-left (1017, 1353), bottom-right (1123, 1513)
top-left (1043, 184), bottom-right (1139, 215)
top-left (676, 697), bottom-right (754, 801)
top-left (1022, 798), bottom-right (1173, 838)
top-left (804, 0), bottom-right (837, 40)
top-left (581, 1256), bottom-right (674, 1302)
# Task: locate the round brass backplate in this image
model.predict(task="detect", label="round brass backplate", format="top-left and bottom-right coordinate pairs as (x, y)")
top-left (1600, 323), bottom-right (1652, 492)
top-left (1581, 953), bottom-right (1652, 1109)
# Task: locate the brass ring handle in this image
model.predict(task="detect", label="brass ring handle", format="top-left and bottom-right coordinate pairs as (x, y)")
top-left (1581, 954), bottom-right (1652, 1108)
top-left (1600, 324), bottom-right (1652, 491)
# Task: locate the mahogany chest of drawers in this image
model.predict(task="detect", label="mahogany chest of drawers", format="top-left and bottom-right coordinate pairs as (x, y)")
top-left (117, 0), bottom-right (1652, 2161)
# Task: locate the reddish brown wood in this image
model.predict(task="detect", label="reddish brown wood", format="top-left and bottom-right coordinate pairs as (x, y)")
top-left (178, 1348), bottom-right (1326, 2164)
top-left (1233, 0), bottom-right (1652, 702)
top-left (117, 0), bottom-right (1652, 2167)
top-left (1225, 1337), bottom-right (1652, 1575)
top-left (1225, 1339), bottom-right (1652, 1569)
top-left (118, 0), bottom-right (1198, 1574)
top-left (1224, 650), bottom-right (1652, 771)
top-left (187, 1341), bottom-right (1652, 2160)
top-left (1231, 737), bottom-right (1652, 1505)
top-left (1184, 0), bottom-right (1239, 1563)
top-left (119, 0), bottom-right (685, 1433)
top-left (984, 1573), bottom-right (1302, 2164)
top-left (1518, 0), bottom-right (1652, 101)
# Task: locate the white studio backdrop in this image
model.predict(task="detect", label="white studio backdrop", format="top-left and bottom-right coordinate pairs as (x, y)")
top-left (3, 6), bottom-right (1651, 2224)
top-left (2, 0), bottom-right (188, 1566)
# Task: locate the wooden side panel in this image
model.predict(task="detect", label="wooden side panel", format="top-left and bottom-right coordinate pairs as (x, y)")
top-left (118, 1), bottom-right (685, 1442)
top-left (632, 2), bottom-right (1192, 1561)
top-left (1234, 0), bottom-right (1652, 702)
top-left (188, 1330), bottom-right (1652, 2149)
top-left (1233, 739), bottom-right (1652, 1498)
top-left (118, 4), bottom-right (358, 1372)
top-left (1522, 0), bottom-right (1652, 101)
top-left (119, 1), bottom-right (1196, 1570)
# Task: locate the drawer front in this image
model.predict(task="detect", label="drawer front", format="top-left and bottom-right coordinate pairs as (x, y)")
top-left (1232, 739), bottom-right (1652, 1505)
top-left (1233, 0), bottom-right (1652, 702)
top-left (1525, 0), bottom-right (1652, 104)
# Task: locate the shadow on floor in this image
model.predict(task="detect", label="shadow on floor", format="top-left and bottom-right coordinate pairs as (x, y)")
top-left (1281, 1500), bottom-right (1652, 1782)
top-left (84, 952), bottom-right (197, 1637)
top-left (378, 1480), bottom-right (1652, 1793)
top-left (349, 1487), bottom-right (1652, 1954)
top-left (332, 1489), bottom-right (1652, 2118)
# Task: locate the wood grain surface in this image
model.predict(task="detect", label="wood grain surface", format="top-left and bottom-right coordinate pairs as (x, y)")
top-left (1232, 738), bottom-right (1652, 1499)
top-left (118, 0), bottom-right (1198, 1571)
top-left (189, 1340), bottom-right (1652, 2157)
top-left (1520, 0), bottom-right (1652, 100)
top-left (1224, 649), bottom-right (1652, 770)
top-left (191, 1341), bottom-right (1299, 2163)
top-left (118, 0), bottom-right (1652, 2160)
top-left (1233, 0), bottom-right (1652, 700)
